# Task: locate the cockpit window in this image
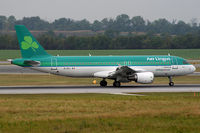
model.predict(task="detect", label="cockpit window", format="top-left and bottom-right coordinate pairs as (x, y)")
top-left (183, 60), bottom-right (189, 64)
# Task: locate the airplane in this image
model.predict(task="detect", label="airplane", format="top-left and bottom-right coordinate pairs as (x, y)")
top-left (11, 25), bottom-right (196, 87)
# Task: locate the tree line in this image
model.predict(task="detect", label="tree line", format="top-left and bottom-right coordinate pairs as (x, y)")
top-left (1, 32), bottom-right (200, 50)
top-left (0, 14), bottom-right (200, 35)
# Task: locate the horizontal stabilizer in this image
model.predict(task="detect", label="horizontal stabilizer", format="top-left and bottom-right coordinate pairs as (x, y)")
top-left (24, 60), bottom-right (40, 66)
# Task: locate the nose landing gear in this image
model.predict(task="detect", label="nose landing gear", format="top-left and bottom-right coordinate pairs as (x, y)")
top-left (168, 76), bottom-right (174, 86)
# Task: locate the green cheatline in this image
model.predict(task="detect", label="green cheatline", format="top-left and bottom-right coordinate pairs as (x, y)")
top-left (21, 36), bottom-right (39, 52)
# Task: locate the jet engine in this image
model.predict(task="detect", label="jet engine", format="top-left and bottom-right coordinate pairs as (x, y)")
top-left (129, 72), bottom-right (154, 84)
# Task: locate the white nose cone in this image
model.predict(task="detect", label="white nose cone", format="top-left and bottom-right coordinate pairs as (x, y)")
top-left (192, 65), bottom-right (196, 73)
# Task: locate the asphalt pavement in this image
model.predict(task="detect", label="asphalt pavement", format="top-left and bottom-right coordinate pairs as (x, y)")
top-left (0, 65), bottom-right (200, 75)
top-left (0, 65), bottom-right (44, 74)
top-left (0, 84), bottom-right (199, 94)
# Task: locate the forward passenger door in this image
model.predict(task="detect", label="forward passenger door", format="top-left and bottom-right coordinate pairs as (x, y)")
top-left (171, 57), bottom-right (178, 69)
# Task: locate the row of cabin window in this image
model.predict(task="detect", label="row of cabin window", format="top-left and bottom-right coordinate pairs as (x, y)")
top-left (41, 62), bottom-right (174, 65)
top-left (60, 62), bottom-right (171, 65)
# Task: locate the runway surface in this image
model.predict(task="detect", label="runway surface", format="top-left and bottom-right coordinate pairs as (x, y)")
top-left (0, 84), bottom-right (200, 94)
top-left (0, 65), bottom-right (200, 75)
top-left (0, 65), bottom-right (45, 74)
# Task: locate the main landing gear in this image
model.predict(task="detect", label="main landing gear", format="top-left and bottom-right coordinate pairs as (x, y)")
top-left (113, 81), bottom-right (121, 87)
top-left (100, 79), bottom-right (121, 87)
top-left (168, 76), bottom-right (174, 86)
top-left (100, 79), bottom-right (107, 87)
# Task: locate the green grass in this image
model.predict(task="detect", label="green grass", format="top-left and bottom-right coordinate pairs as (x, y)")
top-left (1, 49), bottom-right (200, 61)
top-left (0, 93), bottom-right (200, 133)
top-left (1, 74), bottom-right (200, 86)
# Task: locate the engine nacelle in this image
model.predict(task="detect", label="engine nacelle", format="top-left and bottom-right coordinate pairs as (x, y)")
top-left (129, 72), bottom-right (154, 84)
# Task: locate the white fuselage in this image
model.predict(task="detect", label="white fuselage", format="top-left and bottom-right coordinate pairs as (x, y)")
top-left (31, 64), bottom-right (195, 78)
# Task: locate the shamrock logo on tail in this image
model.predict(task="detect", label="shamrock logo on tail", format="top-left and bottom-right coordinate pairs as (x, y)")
top-left (21, 36), bottom-right (39, 52)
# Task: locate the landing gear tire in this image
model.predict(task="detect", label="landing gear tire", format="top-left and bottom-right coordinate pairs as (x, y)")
top-left (100, 80), bottom-right (107, 87)
top-left (168, 76), bottom-right (174, 87)
top-left (113, 81), bottom-right (121, 87)
top-left (169, 82), bottom-right (174, 86)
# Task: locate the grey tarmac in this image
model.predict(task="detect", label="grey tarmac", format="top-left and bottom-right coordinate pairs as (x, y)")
top-left (0, 65), bottom-right (200, 75)
top-left (0, 84), bottom-right (200, 94)
top-left (0, 65), bottom-right (45, 74)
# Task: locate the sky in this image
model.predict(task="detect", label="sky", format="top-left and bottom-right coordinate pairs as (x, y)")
top-left (0, 0), bottom-right (200, 23)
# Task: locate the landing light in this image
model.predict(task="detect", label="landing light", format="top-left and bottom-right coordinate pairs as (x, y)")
top-left (93, 80), bottom-right (97, 84)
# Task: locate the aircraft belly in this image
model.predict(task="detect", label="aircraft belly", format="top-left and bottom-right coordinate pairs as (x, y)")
top-left (61, 66), bottom-right (116, 77)
top-left (34, 66), bottom-right (117, 77)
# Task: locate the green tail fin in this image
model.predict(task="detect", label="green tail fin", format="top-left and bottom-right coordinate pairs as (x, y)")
top-left (15, 25), bottom-right (51, 58)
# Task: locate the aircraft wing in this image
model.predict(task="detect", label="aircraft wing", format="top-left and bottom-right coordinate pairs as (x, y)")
top-left (110, 66), bottom-right (135, 78)
top-left (94, 66), bottom-right (145, 80)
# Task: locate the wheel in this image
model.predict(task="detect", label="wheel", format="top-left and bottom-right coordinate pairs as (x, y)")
top-left (113, 81), bottom-right (121, 87)
top-left (169, 82), bottom-right (174, 86)
top-left (100, 80), bottom-right (107, 87)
